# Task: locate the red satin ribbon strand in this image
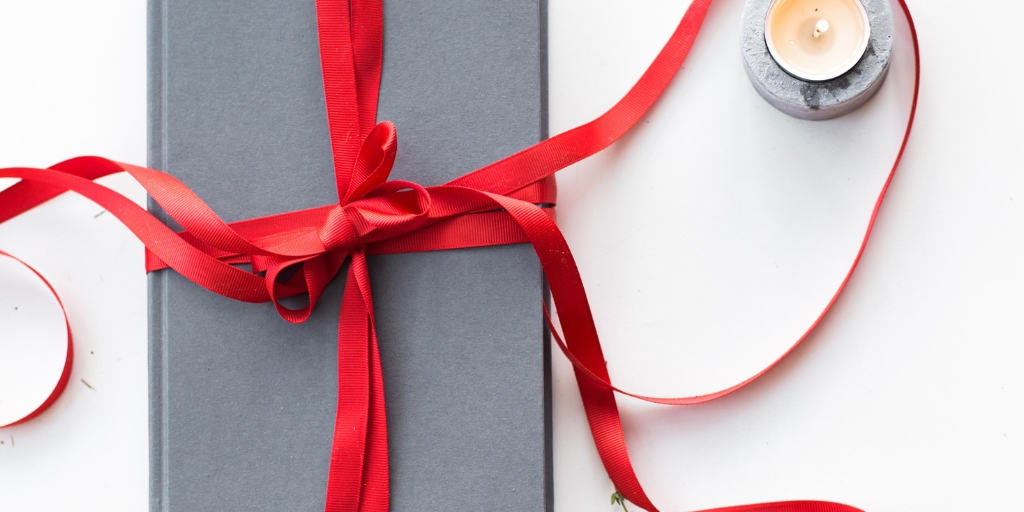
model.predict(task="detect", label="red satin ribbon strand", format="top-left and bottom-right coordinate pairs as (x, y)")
top-left (448, 0), bottom-right (712, 196)
top-left (0, 0), bottom-right (921, 511)
top-left (327, 251), bottom-right (390, 512)
top-left (695, 503), bottom-right (862, 512)
top-left (0, 251), bottom-right (74, 429)
top-left (0, 162), bottom-right (273, 303)
top-left (473, 193), bottom-right (860, 512)
top-left (316, 0), bottom-right (383, 195)
top-left (0, 158), bottom-right (122, 225)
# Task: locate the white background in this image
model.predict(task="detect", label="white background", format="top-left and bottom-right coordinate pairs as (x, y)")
top-left (1, 0), bottom-right (1022, 511)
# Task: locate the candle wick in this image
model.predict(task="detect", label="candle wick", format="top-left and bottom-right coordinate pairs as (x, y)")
top-left (812, 18), bottom-right (830, 39)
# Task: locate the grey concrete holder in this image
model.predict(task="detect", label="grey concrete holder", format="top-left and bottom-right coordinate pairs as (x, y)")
top-left (742, 0), bottom-right (894, 120)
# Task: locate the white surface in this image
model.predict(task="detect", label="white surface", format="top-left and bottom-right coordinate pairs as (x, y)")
top-left (550, 1), bottom-right (1024, 511)
top-left (0, 0), bottom-right (148, 509)
top-left (0, 256), bottom-right (69, 427)
top-left (0, 1), bottom-right (1021, 511)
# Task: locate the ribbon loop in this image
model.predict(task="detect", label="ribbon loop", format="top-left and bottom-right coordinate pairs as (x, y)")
top-left (343, 121), bottom-right (399, 203)
top-left (320, 122), bottom-right (430, 251)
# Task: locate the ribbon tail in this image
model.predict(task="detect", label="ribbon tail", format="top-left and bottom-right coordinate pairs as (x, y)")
top-left (316, 0), bottom-right (384, 196)
top-left (326, 251), bottom-right (389, 512)
top-left (695, 502), bottom-right (863, 512)
top-left (0, 156), bottom-right (122, 224)
top-left (485, 194), bottom-right (662, 511)
top-left (473, 191), bottom-right (861, 512)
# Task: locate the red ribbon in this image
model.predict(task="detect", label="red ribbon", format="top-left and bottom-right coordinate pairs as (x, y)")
top-left (0, 0), bottom-right (920, 510)
top-left (0, 250), bottom-right (74, 427)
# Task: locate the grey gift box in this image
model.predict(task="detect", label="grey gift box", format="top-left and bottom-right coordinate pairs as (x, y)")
top-left (147, 1), bottom-right (551, 510)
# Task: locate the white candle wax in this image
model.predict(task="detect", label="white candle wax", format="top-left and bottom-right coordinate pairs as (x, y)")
top-left (765, 0), bottom-right (871, 82)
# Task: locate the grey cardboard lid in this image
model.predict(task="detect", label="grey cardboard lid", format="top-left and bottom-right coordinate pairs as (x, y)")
top-left (148, 1), bottom-right (550, 511)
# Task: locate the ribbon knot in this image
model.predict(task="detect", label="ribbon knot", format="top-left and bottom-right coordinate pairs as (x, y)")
top-left (318, 121), bottom-right (432, 251)
top-left (317, 204), bottom-right (359, 252)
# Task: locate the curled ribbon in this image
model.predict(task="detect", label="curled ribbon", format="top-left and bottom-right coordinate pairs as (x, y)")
top-left (0, 0), bottom-right (919, 511)
top-left (0, 250), bottom-right (73, 428)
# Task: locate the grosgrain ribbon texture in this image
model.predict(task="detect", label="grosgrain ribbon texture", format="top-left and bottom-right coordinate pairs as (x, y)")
top-left (0, 0), bottom-right (920, 511)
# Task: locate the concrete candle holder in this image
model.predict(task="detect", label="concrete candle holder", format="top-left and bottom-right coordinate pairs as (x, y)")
top-left (742, 0), bottom-right (894, 120)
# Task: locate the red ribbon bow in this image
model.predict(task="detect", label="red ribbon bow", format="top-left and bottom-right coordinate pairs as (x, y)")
top-left (0, 0), bottom-right (920, 511)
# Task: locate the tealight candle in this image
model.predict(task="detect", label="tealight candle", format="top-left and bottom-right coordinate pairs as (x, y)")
top-left (765, 0), bottom-right (871, 82)
top-left (741, 0), bottom-right (894, 120)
